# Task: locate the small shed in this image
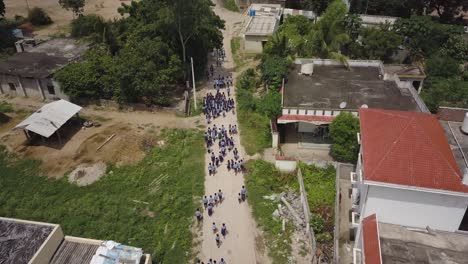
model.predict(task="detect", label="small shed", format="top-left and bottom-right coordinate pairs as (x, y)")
top-left (13, 99), bottom-right (82, 143)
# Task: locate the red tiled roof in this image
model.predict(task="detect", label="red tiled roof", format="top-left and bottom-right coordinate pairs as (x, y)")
top-left (362, 214), bottom-right (382, 264)
top-left (359, 108), bottom-right (467, 193)
top-left (277, 115), bottom-right (335, 123)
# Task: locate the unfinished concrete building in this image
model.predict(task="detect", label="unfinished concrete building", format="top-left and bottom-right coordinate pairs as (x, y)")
top-left (0, 217), bottom-right (152, 264)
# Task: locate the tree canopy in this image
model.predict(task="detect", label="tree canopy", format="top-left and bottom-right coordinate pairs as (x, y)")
top-left (0, 0), bottom-right (5, 18)
top-left (329, 112), bottom-right (360, 163)
top-left (56, 0), bottom-right (224, 105)
top-left (59, 0), bottom-right (85, 17)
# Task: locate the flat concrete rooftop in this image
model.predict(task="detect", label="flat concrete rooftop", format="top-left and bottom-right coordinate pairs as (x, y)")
top-left (283, 64), bottom-right (420, 111)
top-left (0, 218), bottom-right (54, 264)
top-left (379, 222), bottom-right (468, 263)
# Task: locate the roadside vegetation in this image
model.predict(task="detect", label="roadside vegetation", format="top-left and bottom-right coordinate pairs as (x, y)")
top-left (245, 160), bottom-right (336, 262)
top-left (236, 69), bottom-right (273, 155)
top-left (223, 0), bottom-right (239, 12)
top-left (0, 129), bottom-right (205, 263)
top-left (245, 160), bottom-right (295, 263)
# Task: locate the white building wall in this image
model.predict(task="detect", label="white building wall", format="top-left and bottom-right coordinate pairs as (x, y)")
top-left (363, 185), bottom-right (468, 232)
top-left (244, 35), bottom-right (266, 53)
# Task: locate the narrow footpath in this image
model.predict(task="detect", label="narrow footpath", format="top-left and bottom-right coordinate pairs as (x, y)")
top-left (197, 2), bottom-right (270, 263)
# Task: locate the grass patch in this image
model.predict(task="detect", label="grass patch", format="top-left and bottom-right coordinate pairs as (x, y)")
top-left (0, 100), bottom-right (14, 113)
top-left (0, 129), bottom-right (205, 263)
top-left (236, 69), bottom-right (271, 155)
top-left (245, 160), bottom-right (295, 263)
top-left (294, 162), bottom-right (336, 249)
top-left (223, 0), bottom-right (239, 12)
top-left (189, 98), bottom-right (203, 117)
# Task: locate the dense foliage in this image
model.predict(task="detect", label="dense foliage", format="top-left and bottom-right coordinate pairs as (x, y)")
top-left (350, 0), bottom-right (468, 24)
top-left (235, 69), bottom-right (271, 155)
top-left (28, 7), bottom-right (53, 26)
top-left (0, 129), bottom-right (205, 263)
top-left (348, 24), bottom-right (402, 62)
top-left (70, 14), bottom-right (107, 39)
top-left (0, 0), bottom-right (5, 18)
top-left (300, 0), bottom-right (334, 15)
top-left (57, 0), bottom-right (224, 105)
top-left (329, 112), bottom-right (360, 163)
top-left (59, 0), bottom-right (85, 17)
top-left (296, 162), bottom-right (336, 244)
top-left (244, 160), bottom-right (295, 263)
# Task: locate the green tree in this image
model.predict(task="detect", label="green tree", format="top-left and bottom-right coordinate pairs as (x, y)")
top-left (257, 90), bottom-right (282, 118)
top-left (329, 112), bottom-right (360, 163)
top-left (260, 55), bottom-right (289, 90)
top-left (422, 78), bottom-right (468, 112)
top-left (350, 0), bottom-right (425, 18)
top-left (0, 0), bottom-right (5, 18)
top-left (394, 16), bottom-right (463, 62)
top-left (54, 47), bottom-right (115, 100)
top-left (113, 38), bottom-right (183, 105)
top-left (426, 55), bottom-right (460, 78)
top-left (263, 33), bottom-right (291, 57)
top-left (28, 7), bottom-right (53, 26)
top-left (439, 34), bottom-right (468, 62)
top-left (353, 24), bottom-right (402, 62)
top-left (426, 0), bottom-right (468, 23)
top-left (301, 0), bottom-right (333, 15)
top-left (59, 0), bottom-right (85, 17)
top-left (276, 15), bottom-right (314, 56)
top-left (343, 14), bottom-right (362, 41)
top-left (307, 0), bottom-right (350, 68)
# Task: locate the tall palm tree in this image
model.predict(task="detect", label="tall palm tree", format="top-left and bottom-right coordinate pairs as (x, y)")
top-left (307, 0), bottom-right (350, 69)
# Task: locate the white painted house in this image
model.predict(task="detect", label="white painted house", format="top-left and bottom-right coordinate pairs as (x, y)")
top-left (351, 108), bottom-right (468, 243)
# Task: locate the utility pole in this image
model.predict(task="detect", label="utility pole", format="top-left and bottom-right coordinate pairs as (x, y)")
top-left (191, 57), bottom-right (197, 110)
top-left (25, 0), bottom-right (30, 12)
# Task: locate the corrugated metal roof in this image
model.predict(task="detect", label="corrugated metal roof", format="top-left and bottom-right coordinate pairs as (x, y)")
top-left (14, 100), bottom-right (82, 138)
top-left (359, 108), bottom-right (468, 193)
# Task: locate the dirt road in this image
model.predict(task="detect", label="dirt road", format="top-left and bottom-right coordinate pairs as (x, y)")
top-left (197, 2), bottom-right (271, 263)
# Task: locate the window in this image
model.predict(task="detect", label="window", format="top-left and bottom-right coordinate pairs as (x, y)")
top-left (8, 83), bottom-right (16, 91)
top-left (47, 85), bottom-right (55, 95)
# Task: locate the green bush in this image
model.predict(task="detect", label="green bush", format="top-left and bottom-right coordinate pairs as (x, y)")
top-left (236, 69), bottom-right (271, 155)
top-left (0, 101), bottom-right (13, 113)
top-left (71, 14), bottom-right (107, 38)
top-left (28, 7), bottom-right (53, 26)
top-left (329, 112), bottom-right (360, 163)
top-left (257, 89), bottom-right (282, 118)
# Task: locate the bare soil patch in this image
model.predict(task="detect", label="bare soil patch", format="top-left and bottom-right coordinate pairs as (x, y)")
top-left (4, 0), bottom-right (124, 37)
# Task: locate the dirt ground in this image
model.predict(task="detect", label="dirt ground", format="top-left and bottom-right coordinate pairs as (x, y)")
top-left (4, 0), bottom-right (125, 37)
top-left (0, 95), bottom-right (202, 178)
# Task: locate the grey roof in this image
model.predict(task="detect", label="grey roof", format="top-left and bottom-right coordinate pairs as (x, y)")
top-left (379, 222), bottom-right (468, 263)
top-left (245, 16), bottom-right (278, 35)
top-left (13, 99), bottom-right (82, 138)
top-left (50, 240), bottom-right (99, 264)
top-left (283, 64), bottom-right (421, 111)
top-left (0, 38), bottom-right (88, 78)
top-left (0, 218), bottom-right (54, 264)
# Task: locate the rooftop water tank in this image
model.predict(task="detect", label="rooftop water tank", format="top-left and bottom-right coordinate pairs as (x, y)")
top-left (301, 63), bottom-right (314, 75)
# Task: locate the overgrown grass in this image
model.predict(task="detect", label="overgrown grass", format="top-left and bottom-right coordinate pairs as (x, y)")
top-left (0, 100), bottom-right (14, 113)
top-left (295, 162), bottom-right (336, 245)
top-left (245, 160), bottom-right (295, 263)
top-left (236, 69), bottom-right (271, 155)
top-left (223, 0), bottom-right (239, 12)
top-left (0, 129), bottom-right (205, 263)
